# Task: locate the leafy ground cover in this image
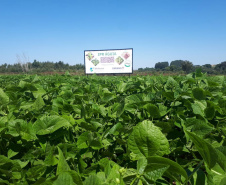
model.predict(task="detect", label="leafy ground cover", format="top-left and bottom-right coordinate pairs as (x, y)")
top-left (0, 71), bottom-right (226, 185)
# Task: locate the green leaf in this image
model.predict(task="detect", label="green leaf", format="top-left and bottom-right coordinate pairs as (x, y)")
top-left (33, 115), bottom-right (71, 135)
top-left (26, 165), bottom-right (47, 180)
top-left (122, 168), bottom-right (137, 185)
top-left (191, 101), bottom-right (206, 117)
top-left (146, 156), bottom-right (188, 181)
top-left (101, 93), bottom-right (116, 103)
top-left (185, 131), bottom-right (226, 171)
top-left (186, 130), bottom-right (217, 168)
top-left (0, 116), bottom-right (7, 132)
top-left (144, 104), bottom-right (161, 118)
top-left (143, 164), bottom-right (169, 182)
top-left (184, 118), bottom-right (213, 138)
top-left (54, 171), bottom-right (83, 185)
top-left (194, 169), bottom-right (206, 185)
top-left (106, 164), bottom-right (120, 184)
top-left (220, 177), bottom-right (226, 185)
top-left (33, 95), bottom-right (45, 111)
top-left (104, 122), bottom-right (122, 137)
top-left (56, 147), bottom-right (71, 175)
top-left (137, 158), bottom-right (147, 174)
top-left (125, 94), bottom-right (142, 104)
top-left (0, 88), bottom-right (9, 105)
top-left (192, 88), bottom-right (206, 100)
top-left (0, 179), bottom-right (10, 185)
top-left (128, 120), bottom-right (169, 158)
top-left (117, 81), bottom-right (127, 93)
top-left (0, 155), bottom-right (12, 165)
top-left (164, 77), bottom-right (179, 91)
top-left (44, 144), bottom-right (58, 166)
top-left (84, 174), bottom-right (102, 185)
top-left (77, 132), bottom-right (89, 149)
top-left (92, 104), bottom-right (107, 116)
top-left (7, 149), bottom-right (19, 159)
top-left (205, 106), bottom-right (215, 120)
top-left (7, 119), bottom-right (37, 141)
top-left (111, 103), bottom-right (125, 117)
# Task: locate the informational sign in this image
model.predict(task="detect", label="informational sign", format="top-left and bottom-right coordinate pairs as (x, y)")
top-left (84, 48), bottom-right (133, 74)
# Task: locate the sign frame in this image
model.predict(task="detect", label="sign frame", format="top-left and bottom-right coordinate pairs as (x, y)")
top-left (84, 48), bottom-right (133, 75)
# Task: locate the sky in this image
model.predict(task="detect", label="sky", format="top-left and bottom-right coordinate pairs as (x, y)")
top-left (0, 0), bottom-right (226, 69)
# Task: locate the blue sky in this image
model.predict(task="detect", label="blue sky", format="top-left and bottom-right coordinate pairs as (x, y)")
top-left (0, 0), bottom-right (226, 69)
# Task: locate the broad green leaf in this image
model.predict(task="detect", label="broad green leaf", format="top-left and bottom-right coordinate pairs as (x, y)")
top-left (194, 169), bottom-right (206, 185)
top-left (128, 120), bottom-right (169, 158)
top-left (33, 95), bottom-right (45, 111)
top-left (0, 88), bottom-right (9, 105)
top-left (164, 77), bottom-right (179, 91)
top-left (125, 94), bottom-right (143, 104)
top-left (0, 116), bottom-right (7, 132)
top-left (220, 177), bottom-right (226, 185)
top-left (44, 144), bottom-right (58, 166)
top-left (192, 88), bottom-right (206, 100)
top-left (208, 76), bottom-right (224, 87)
top-left (26, 165), bottom-right (46, 180)
top-left (77, 132), bottom-right (89, 149)
top-left (146, 156), bottom-right (188, 181)
top-left (84, 174), bottom-right (102, 185)
top-left (56, 147), bottom-right (70, 175)
top-left (19, 101), bottom-right (33, 110)
top-left (186, 130), bottom-right (217, 168)
top-left (98, 158), bottom-right (111, 177)
top-left (104, 122), bottom-right (122, 137)
top-left (18, 80), bottom-right (34, 89)
top-left (122, 168), bottom-right (138, 185)
top-left (0, 180), bottom-right (10, 185)
top-left (191, 101), bottom-right (206, 117)
top-left (106, 164), bottom-right (120, 184)
top-left (7, 119), bottom-right (37, 141)
top-left (137, 158), bottom-right (147, 174)
top-left (53, 171), bottom-right (83, 185)
top-left (111, 103), bottom-right (125, 117)
top-left (33, 86), bottom-right (46, 98)
top-left (7, 149), bottom-right (19, 159)
top-left (33, 115), bottom-right (71, 135)
top-left (101, 93), bottom-right (116, 103)
top-left (14, 160), bottom-right (29, 168)
top-left (186, 131), bottom-right (226, 171)
top-left (143, 164), bottom-right (169, 182)
top-left (92, 104), bottom-right (106, 116)
top-left (184, 118), bottom-right (213, 138)
top-left (117, 81), bottom-right (127, 93)
top-left (144, 104), bottom-right (161, 118)
top-left (78, 157), bottom-right (87, 173)
top-left (0, 155), bottom-right (12, 165)
top-left (205, 106), bottom-right (215, 120)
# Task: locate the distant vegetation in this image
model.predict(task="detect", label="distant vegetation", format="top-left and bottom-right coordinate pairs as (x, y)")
top-left (138, 60), bottom-right (226, 75)
top-left (0, 60), bottom-right (84, 73)
top-left (0, 59), bottom-right (226, 75)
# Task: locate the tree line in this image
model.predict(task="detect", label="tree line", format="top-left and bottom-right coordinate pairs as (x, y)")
top-left (138, 60), bottom-right (226, 74)
top-left (1, 59), bottom-right (226, 74)
top-left (0, 60), bottom-right (84, 73)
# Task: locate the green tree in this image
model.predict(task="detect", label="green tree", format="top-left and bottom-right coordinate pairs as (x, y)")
top-left (170, 60), bottom-right (184, 67)
top-left (215, 61), bottom-right (226, 73)
top-left (203, 64), bottom-right (212, 68)
top-left (155, 62), bottom-right (169, 70)
top-left (182, 61), bottom-right (193, 73)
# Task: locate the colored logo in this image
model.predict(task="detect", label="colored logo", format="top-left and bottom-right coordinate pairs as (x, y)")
top-left (90, 67), bottom-right (93, 72)
top-left (125, 63), bottom-right (131, 67)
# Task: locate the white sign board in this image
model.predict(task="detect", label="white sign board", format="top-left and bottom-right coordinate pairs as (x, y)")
top-left (84, 48), bottom-right (133, 74)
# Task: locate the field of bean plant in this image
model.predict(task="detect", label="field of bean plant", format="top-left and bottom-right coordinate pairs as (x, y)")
top-left (0, 70), bottom-right (226, 185)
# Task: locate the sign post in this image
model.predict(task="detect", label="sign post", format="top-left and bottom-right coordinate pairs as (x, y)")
top-left (84, 48), bottom-right (133, 75)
